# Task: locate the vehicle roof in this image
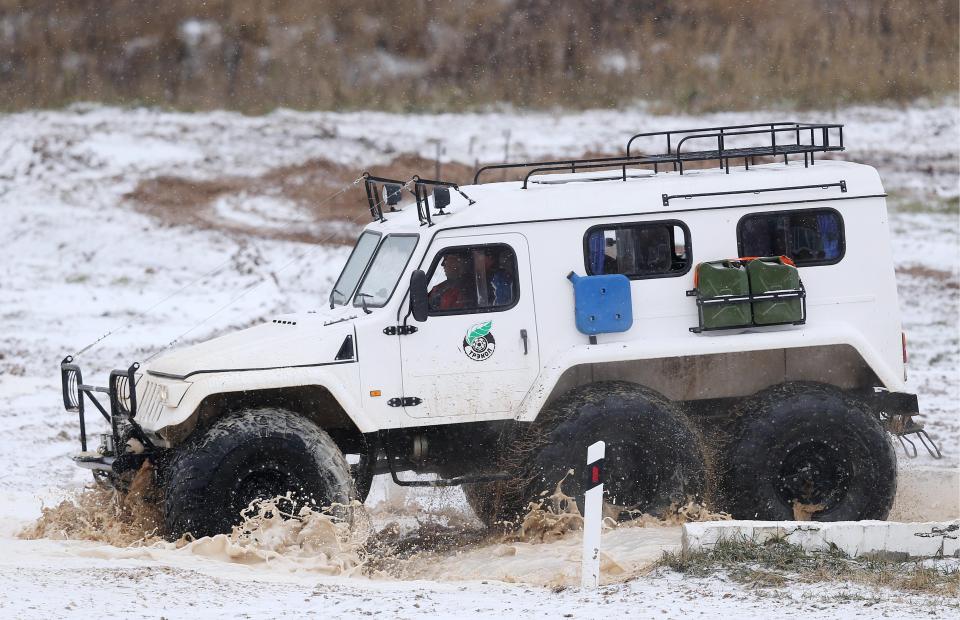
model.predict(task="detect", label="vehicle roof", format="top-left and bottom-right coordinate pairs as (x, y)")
top-left (367, 159), bottom-right (884, 235)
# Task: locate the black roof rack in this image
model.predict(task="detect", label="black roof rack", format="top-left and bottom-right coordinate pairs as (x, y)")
top-left (362, 173), bottom-right (408, 222)
top-left (362, 172), bottom-right (474, 226)
top-left (473, 122), bottom-right (844, 188)
top-left (410, 175), bottom-right (475, 227)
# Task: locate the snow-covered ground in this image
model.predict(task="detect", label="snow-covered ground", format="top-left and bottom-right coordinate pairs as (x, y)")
top-left (0, 102), bottom-right (957, 618)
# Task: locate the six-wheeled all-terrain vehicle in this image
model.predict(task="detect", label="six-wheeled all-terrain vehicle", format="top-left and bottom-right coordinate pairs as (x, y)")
top-left (60, 122), bottom-right (942, 538)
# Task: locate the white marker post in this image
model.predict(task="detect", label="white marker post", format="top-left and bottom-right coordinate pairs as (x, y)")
top-left (581, 440), bottom-right (605, 589)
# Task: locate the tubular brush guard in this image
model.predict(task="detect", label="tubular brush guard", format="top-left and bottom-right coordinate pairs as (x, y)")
top-left (59, 356), bottom-right (154, 482)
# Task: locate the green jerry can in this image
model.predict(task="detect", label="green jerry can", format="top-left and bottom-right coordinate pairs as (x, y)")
top-left (696, 260), bottom-right (751, 329)
top-left (747, 256), bottom-right (803, 325)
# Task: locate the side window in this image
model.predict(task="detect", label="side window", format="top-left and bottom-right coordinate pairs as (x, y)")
top-left (738, 209), bottom-right (844, 266)
top-left (584, 221), bottom-right (691, 279)
top-left (426, 244), bottom-right (519, 315)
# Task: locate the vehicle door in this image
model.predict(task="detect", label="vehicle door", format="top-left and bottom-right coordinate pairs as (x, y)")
top-left (399, 233), bottom-right (540, 419)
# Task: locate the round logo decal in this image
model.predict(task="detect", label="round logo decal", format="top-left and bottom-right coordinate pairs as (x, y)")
top-left (463, 320), bottom-right (496, 361)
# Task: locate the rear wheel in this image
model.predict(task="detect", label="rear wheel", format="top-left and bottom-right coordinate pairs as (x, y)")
top-left (163, 408), bottom-right (354, 539)
top-left (720, 383), bottom-right (897, 521)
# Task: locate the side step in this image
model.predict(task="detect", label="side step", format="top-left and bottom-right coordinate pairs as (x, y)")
top-left (385, 454), bottom-right (511, 487)
top-left (388, 469), bottom-right (512, 488)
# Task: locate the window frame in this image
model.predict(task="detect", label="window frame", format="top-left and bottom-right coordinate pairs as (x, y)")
top-left (351, 233), bottom-right (419, 309)
top-left (736, 207), bottom-right (846, 267)
top-left (582, 219), bottom-right (693, 280)
top-left (424, 242), bottom-right (521, 317)
top-left (330, 230), bottom-right (382, 307)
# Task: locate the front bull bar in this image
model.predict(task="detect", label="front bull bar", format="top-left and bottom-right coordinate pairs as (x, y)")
top-left (60, 356), bottom-right (153, 470)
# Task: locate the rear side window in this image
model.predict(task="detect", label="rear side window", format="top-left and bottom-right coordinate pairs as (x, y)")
top-left (584, 220), bottom-right (691, 279)
top-left (737, 208), bottom-right (844, 266)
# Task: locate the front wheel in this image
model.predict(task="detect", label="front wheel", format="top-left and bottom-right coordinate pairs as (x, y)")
top-left (163, 408), bottom-right (354, 539)
top-left (721, 383), bottom-right (897, 521)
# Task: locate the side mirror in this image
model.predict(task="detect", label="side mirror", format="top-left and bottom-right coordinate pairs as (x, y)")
top-left (409, 269), bottom-right (429, 322)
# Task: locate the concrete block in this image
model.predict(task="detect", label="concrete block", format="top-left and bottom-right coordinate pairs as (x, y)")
top-left (682, 519), bottom-right (960, 559)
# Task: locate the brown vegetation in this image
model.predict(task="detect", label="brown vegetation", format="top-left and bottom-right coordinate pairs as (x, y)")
top-left (658, 536), bottom-right (960, 597)
top-left (125, 153), bottom-right (475, 244)
top-left (0, 0), bottom-right (956, 113)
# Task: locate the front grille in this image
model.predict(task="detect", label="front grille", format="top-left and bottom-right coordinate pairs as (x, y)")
top-left (136, 379), bottom-right (166, 423)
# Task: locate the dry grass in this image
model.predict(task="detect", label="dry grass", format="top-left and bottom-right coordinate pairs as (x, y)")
top-left (124, 153), bottom-right (475, 244)
top-left (0, 0), bottom-right (955, 113)
top-left (657, 536), bottom-right (960, 596)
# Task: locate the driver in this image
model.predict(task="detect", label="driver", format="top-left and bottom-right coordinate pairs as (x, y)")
top-left (428, 251), bottom-right (474, 311)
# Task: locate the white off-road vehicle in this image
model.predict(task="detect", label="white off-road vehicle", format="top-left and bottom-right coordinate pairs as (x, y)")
top-left (61, 122), bottom-right (941, 538)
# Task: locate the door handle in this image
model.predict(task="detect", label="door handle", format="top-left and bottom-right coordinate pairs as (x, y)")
top-left (520, 329), bottom-right (528, 355)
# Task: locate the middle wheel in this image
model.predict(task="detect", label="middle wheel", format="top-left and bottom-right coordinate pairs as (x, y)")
top-left (467, 382), bottom-right (707, 525)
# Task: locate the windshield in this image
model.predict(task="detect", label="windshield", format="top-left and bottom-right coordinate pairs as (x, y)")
top-left (330, 231), bottom-right (380, 307)
top-left (354, 235), bottom-right (419, 308)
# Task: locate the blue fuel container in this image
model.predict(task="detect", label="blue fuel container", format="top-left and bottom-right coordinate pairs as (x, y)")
top-left (567, 272), bottom-right (633, 335)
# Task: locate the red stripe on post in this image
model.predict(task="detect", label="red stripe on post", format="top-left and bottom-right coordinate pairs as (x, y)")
top-left (591, 464), bottom-right (600, 484)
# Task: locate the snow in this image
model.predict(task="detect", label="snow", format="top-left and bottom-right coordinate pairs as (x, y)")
top-left (2, 541), bottom-right (952, 620)
top-left (84, 134), bottom-right (204, 168)
top-left (0, 101), bottom-right (957, 617)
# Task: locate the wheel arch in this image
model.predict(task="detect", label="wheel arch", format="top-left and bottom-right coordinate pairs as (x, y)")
top-left (157, 384), bottom-right (368, 455)
top-left (535, 343), bottom-right (881, 417)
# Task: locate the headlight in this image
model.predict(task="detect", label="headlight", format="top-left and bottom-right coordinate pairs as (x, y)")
top-left (159, 381), bottom-right (191, 407)
top-left (109, 369), bottom-right (138, 416)
top-left (116, 379), bottom-right (132, 413)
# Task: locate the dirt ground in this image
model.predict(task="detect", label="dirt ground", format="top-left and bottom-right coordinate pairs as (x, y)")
top-left (125, 154), bottom-right (477, 245)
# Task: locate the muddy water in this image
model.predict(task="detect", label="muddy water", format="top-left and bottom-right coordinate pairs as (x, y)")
top-left (29, 467), bottom-right (958, 587)
top-left (18, 478), bottom-right (721, 585)
top-left (22, 465), bottom-right (956, 587)
top-left (20, 465), bottom-right (163, 546)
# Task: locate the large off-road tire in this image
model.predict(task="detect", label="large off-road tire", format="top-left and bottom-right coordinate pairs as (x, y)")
top-left (720, 382), bottom-right (897, 521)
top-left (463, 479), bottom-right (529, 528)
top-left (467, 382), bottom-right (707, 526)
top-left (352, 452), bottom-right (376, 504)
top-left (163, 408), bottom-right (354, 539)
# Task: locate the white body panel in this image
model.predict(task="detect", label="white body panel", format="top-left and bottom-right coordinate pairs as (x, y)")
top-left (399, 232), bottom-right (540, 419)
top-left (134, 159), bottom-right (907, 440)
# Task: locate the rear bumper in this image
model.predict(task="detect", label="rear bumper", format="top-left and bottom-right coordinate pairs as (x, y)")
top-left (860, 388), bottom-right (943, 459)
top-left (860, 388), bottom-right (920, 417)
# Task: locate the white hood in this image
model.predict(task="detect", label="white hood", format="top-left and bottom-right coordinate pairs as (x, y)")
top-left (146, 315), bottom-right (355, 379)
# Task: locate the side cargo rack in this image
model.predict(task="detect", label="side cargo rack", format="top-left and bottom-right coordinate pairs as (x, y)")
top-left (686, 256), bottom-right (807, 334)
top-left (686, 284), bottom-right (807, 334)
